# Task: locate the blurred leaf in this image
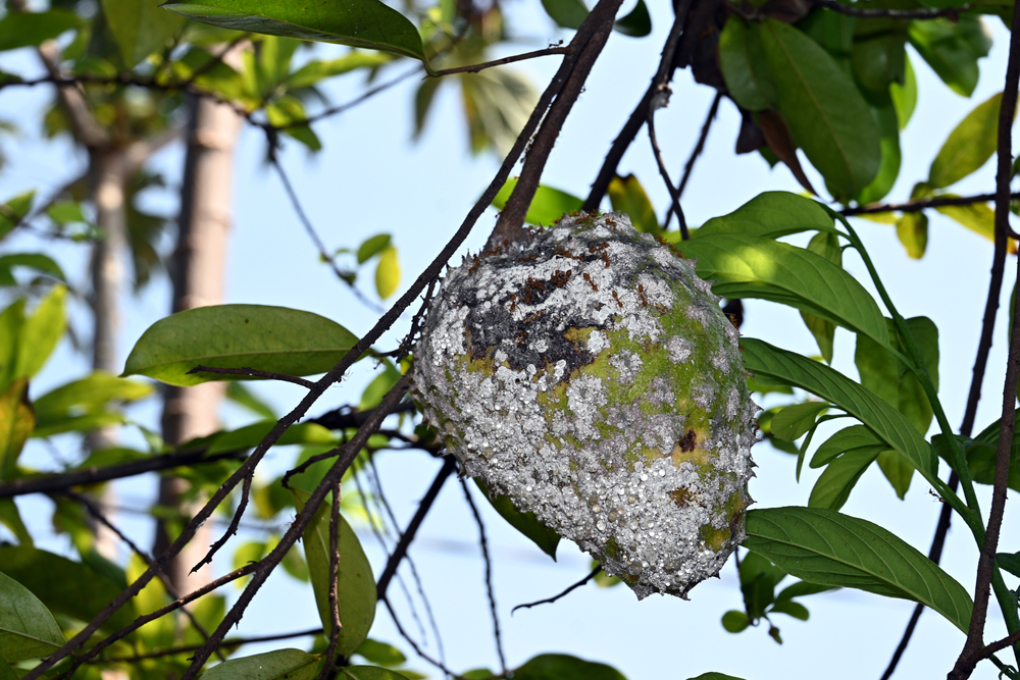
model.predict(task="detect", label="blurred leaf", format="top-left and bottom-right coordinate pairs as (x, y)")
top-left (721, 610), bottom-right (750, 633)
top-left (851, 20), bottom-right (906, 94)
top-left (769, 599), bottom-right (809, 620)
top-left (162, 0), bottom-right (429, 65)
top-left (745, 507), bottom-right (972, 632)
top-left (591, 560), bottom-right (621, 588)
top-left (0, 191), bottom-right (34, 240)
top-left (890, 54), bottom-right (917, 130)
top-left (460, 68), bottom-right (538, 156)
top-left (855, 316), bottom-right (939, 435)
top-left (15, 284), bottom-right (65, 382)
top-left (492, 178), bottom-right (583, 227)
top-left (354, 639), bottom-right (407, 667)
top-left (855, 102), bottom-right (900, 205)
top-left (293, 488), bottom-right (376, 658)
top-left (718, 16), bottom-right (775, 112)
top-left (687, 675), bottom-right (746, 680)
top-left (799, 231), bottom-right (842, 363)
top-left (0, 499), bottom-right (31, 547)
top-left (123, 304), bottom-right (360, 386)
top-left (997, 552), bottom-right (1020, 578)
top-left (541, 0), bottom-right (588, 29)
top-left (757, 18), bottom-right (880, 199)
top-left (741, 339), bottom-right (936, 483)
top-left (935, 199), bottom-right (996, 244)
top-left (413, 77), bottom-right (443, 138)
top-left (0, 546), bottom-right (134, 632)
top-left (226, 381), bottom-right (277, 420)
top-left (475, 479), bottom-right (560, 559)
top-left (513, 654), bottom-right (627, 680)
top-left (361, 363), bottom-right (401, 411)
top-left (809, 446), bottom-right (881, 510)
top-left (614, 0), bottom-right (651, 37)
top-left (0, 379), bottom-right (32, 481)
top-left (908, 16), bottom-right (991, 97)
top-left (102, 0), bottom-right (186, 67)
top-left (34, 371), bottom-right (153, 432)
top-left (287, 51), bottom-right (393, 88)
top-left (682, 235), bottom-right (890, 348)
top-left (375, 246), bottom-right (400, 299)
top-left (811, 424), bottom-right (885, 468)
top-left (199, 649), bottom-right (321, 680)
top-left (207, 422), bottom-right (334, 454)
top-left (357, 234), bottom-right (392, 264)
top-left (0, 10), bottom-right (83, 52)
top-left (895, 211), bottom-right (928, 259)
top-left (0, 254), bottom-right (66, 285)
top-left (607, 174), bottom-right (657, 233)
top-left (0, 571), bottom-right (64, 663)
top-left (929, 92), bottom-right (1006, 189)
top-left (340, 668), bottom-right (411, 680)
top-left (45, 201), bottom-right (86, 226)
top-left (266, 95), bottom-right (321, 151)
top-left (771, 401), bottom-right (828, 441)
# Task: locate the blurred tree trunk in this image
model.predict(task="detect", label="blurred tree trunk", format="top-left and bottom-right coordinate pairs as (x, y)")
top-left (152, 79), bottom-right (244, 593)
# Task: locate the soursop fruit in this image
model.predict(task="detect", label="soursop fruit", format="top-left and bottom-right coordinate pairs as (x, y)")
top-left (412, 212), bottom-right (757, 599)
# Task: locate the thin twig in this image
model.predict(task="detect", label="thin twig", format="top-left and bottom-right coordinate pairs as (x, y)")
top-left (648, 111), bottom-right (688, 240)
top-left (62, 491), bottom-right (224, 661)
top-left (376, 458), bottom-right (457, 601)
top-left (187, 364), bottom-right (316, 388)
top-left (269, 153), bottom-right (386, 314)
top-left (842, 192), bottom-right (1020, 216)
top-left (802, 0), bottom-right (971, 19)
top-left (382, 598), bottom-right (465, 680)
top-left (319, 480), bottom-right (344, 680)
top-left (511, 567), bottom-right (602, 614)
top-left (664, 91), bottom-right (722, 229)
top-left (971, 628), bottom-right (1020, 665)
top-left (460, 479), bottom-right (506, 674)
top-left (952, 0), bottom-right (1020, 672)
top-left (430, 46), bottom-right (572, 77)
top-left (90, 628), bottom-right (323, 663)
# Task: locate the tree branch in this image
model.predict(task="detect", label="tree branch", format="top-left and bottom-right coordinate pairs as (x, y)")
top-left (842, 192), bottom-right (1020, 216)
top-left (187, 364), bottom-right (317, 388)
top-left (802, 0), bottom-right (970, 19)
top-left (664, 91), bottom-right (722, 229)
top-left (430, 46), bottom-right (572, 77)
top-left (511, 567), bottom-right (602, 614)
top-left (460, 479), bottom-right (506, 673)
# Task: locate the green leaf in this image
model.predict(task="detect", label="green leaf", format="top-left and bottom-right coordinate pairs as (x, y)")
top-left (226, 382), bottom-right (277, 420)
top-left (102, 0), bottom-right (186, 67)
top-left (0, 546), bottom-right (135, 633)
top-left (0, 379), bottom-right (33, 481)
top-left (808, 446), bottom-right (882, 510)
top-left (686, 675), bottom-right (747, 680)
top-left (287, 51), bottom-right (393, 88)
top-left (340, 668), bottom-right (411, 680)
top-left (357, 234), bottom-right (392, 265)
top-left (375, 246), bottom-right (400, 299)
top-left (895, 211), bottom-right (928, 259)
top-left (162, 0), bottom-right (429, 65)
top-left (360, 363), bottom-right (402, 411)
top-left (721, 610), bottom-right (750, 633)
top-left (935, 199), bottom-right (996, 244)
top-left (855, 316), bottom-right (939, 434)
top-left (775, 580), bottom-right (836, 600)
top-left (0, 300), bottom-right (24, 392)
top-left (0, 571), bottom-right (64, 663)
top-left (199, 648), bottom-right (321, 680)
top-left (207, 422), bottom-right (335, 454)
top-left (354, 639), bottom-right (407, 667)
top-left (475, 479), bottom-right (560, 559)
top-left (851, 20), bottom-right (906, 94)
top-left (744, 506), bottom-right (973, 633)
top-left (718, 16), bottom-right (775, 112)
top-left (0, 10), bottom-right (83, 52)
top-left (540, 0), bottom-right (588, 29)
top-left (0, 499), bottom-right (31, 548)
top-left (45, 200), bottom-right (86, 226)
top-left (757, 18), bottom-right (880, 199)
top-left (769, 598), bottom-right (809, 620)
top-left (613, 0), bottom-right (651, 37)
top-left (491, 178), bottom-right (583, 228)
top-left (997, 552), bottom-right (1020, 578)
top-left (33, 371), bottom-right (153, 430)
top-left (0, 191), bottom-right (34, 240)
top-left (877, 449), bottom-right (914, 499)
top-left (890, 54), bottom-right (917, 130)
top-left (908, 16), bottom-right (991, 97)
top-left (694, 191), bottom-right (836, 240)
top-left (855, 102), bottom-right (901, 205)
top-left (799, 231), bottom-right (842, 363)
top-left (266, 95), bottom-right (321, 151)
top-left (293, 488), bottom-right (376, 658)
top-left (15, 284), bottom-right (65, 381)
top-left (123, 304), bottom-right (360, 386)
top-left (929, 92), bottom-right (1005, 189)
top-left (0, 254), bottom-right (66, 284)
top-left (513, 654), bottom-right (628, 680)
top-left (741, 338), bottom-right (936, 482)
top-left (771, 402), bottom-right (828, 441)
top-left (607, 175), bottom-right (657, 234)
top-left (681, 234), bottom-right (890, 349)
top-left (811, 424), bottom-right (885, 468)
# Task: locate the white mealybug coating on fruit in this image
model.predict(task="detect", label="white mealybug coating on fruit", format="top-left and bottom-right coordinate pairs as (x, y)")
top-left (412, 212), bottom-right (758, 599)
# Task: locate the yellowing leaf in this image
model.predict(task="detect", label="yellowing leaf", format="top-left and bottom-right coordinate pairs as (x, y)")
top-left (375, 246), bottom-right (400, 299)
